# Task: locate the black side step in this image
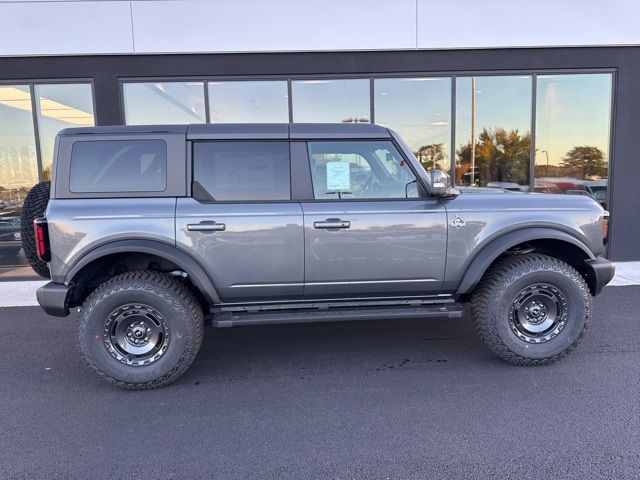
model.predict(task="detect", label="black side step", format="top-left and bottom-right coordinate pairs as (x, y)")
top-left (211, 303), bottom-right (464, 328)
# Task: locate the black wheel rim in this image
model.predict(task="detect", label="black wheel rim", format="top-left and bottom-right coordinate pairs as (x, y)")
top-left (509, 283), bottom-right (568, 344)
top-left (103, 304), bottom-right (169, 366)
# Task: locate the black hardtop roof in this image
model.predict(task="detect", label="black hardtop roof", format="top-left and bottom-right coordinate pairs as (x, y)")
top-left (58, 123), bottom-right (392, 140)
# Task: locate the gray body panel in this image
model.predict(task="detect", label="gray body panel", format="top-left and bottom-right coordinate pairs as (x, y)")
top-left (442, 191), bottom-right (605, 291)
top-left (47, 198), bottom-right (177, 283)
top-left (300, 200), bottom-right (447, 297)
top-left (175, 198), bottom-right (304, 302)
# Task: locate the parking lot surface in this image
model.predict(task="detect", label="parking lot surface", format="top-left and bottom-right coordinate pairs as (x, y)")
top-left (0, 286), bottom-right (638, 480)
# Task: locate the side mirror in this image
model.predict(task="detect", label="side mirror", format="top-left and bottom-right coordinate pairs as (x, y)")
top-left (431, 169), bottom-right (451, 196)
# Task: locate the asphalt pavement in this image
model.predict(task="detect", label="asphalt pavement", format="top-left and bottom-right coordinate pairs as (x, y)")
top-left (0, 286), bottom-right (639, 480)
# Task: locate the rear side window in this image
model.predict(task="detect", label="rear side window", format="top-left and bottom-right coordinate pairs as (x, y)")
top-left (70, 140), bottom-right (167, 193)
top-left (193, 141), bottom-right (290, 201)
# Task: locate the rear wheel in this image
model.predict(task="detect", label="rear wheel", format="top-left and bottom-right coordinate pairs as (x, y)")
top-left (471, 253), bottom-right (592, 365)
top-left (78, 271), bottom-right (204, 389)
top-left (20, 181), bottom-right (51, 278)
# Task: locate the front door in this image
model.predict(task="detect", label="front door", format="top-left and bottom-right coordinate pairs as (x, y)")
top-left (176, 140), bottom-right (304, 302)
top-left (301, 140), bottom-right (447, 298)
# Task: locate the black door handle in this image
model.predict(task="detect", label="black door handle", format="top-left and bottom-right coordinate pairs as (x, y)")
top-left (313, 218), bottom-right (350, 229)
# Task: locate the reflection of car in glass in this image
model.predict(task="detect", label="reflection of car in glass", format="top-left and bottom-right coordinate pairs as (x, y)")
top-left (584, 180), bottom-right (608, 209)
top-left (535, 178), bottom-right (607, 209)
top-left (0, 212), bottom-right (22, 257)
top-left (485, 181), bottom-right (529, 192)
top-left (31, 124), bottom-right (614, 390)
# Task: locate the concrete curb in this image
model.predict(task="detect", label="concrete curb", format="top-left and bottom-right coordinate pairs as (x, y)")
top-left (1, 262), bottom-right (639, 308)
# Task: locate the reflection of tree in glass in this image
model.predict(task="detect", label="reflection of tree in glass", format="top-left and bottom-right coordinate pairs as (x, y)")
top-left (416, 143), bottom-right (445, 171)
top-left (456, 128), bottom-right (530, 186)
top-left (560, 146), bottom-right (607, 180)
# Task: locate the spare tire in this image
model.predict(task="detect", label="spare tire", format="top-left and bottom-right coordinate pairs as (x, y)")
top-left (20, 181), bottom-right (51, 278)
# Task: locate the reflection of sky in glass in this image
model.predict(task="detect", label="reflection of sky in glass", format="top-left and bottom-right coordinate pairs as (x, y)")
top-left (455, 76), bottom-right (532, 187)
top-left (292, 79), bottom-right (370, 123)
top-left (456, 75), bottom-right (532, 146)
top-left (36, 83), bottom-right (95, 177)
top-left (123, 82), bottom-right (206, 125)
top-left (209, 81), bottom-right (289, 123)
top-left (0, 85), bottom-right (38, 193)
top-left (536, 74), bottom-right (612, 167)
top-left (374, 77), bottom-right (451, 169)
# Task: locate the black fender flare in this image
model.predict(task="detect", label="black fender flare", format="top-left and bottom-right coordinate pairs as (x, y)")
top-left (456, 227), bottom-right (595, 295)
top-left (63, 239), bottom-right (221, 304)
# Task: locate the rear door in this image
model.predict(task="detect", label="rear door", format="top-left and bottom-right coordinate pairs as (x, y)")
top-left (176, 139), bottom-right (304, 302)
top-left (299, 139), bottom-right (447, 298)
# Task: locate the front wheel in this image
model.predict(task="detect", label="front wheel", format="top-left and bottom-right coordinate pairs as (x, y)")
top-left (78, 271), bottom-right (204, 389)
top-left (471, 253), bottom-right (592, 365)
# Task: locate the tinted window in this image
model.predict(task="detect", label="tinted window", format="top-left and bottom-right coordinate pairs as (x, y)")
top-left (194, 142), bottom-right (290, 201)
top-left (70, 140), bottom-right (167, 193)
top-left (308, 141), bottom-right (419, 200)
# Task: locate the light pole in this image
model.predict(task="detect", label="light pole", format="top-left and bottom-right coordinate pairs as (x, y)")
top-left (541, 150), bottom-right (549, 177)
top-left (470, 76), bottom-right (477, 186)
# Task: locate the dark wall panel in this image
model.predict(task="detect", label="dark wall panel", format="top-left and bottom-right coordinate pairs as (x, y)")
top-left (0, 47), bottom-right (638, 260)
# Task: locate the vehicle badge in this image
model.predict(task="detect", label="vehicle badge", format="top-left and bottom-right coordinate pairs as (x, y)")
top-left (451, 216), bottom-right (465, 229)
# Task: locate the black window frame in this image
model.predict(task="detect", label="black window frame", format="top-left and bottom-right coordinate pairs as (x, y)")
top-left (53, 132), bottom-right (186, 199)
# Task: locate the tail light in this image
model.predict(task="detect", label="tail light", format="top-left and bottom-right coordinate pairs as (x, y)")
top-left (602, 212), bottom-right (609, 246)
top-left (34, 217), bottom-right (51, 262)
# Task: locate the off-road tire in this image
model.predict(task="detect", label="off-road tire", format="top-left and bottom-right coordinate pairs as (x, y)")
top-left (78, 271), bottom-right (204, 389)
top-left (20, 181), bottom-right (51, 278)
top-left (472, 253), bottom-right (592, 366)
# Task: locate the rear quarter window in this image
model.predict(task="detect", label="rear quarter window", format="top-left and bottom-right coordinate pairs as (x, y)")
top-left (69, 139), bottom-right (167, 193)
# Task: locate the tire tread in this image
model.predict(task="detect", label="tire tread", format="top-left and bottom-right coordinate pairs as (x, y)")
top-left (20, 181), bottom-right (51, 278)
top-left (471, 253), bottom-right (592, 366)
top-left (77, 270), bottom-right (204, 390)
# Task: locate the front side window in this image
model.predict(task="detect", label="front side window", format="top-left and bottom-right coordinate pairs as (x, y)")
top-left (70, 140), bottom-right (167, 193)
top-left (193, 141), bottom-right (290, 201)
top-left (308, 141), bottom-right (419, 200)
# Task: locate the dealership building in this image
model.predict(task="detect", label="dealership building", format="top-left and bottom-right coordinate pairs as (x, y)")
top-left (0, 0), bottom-right (638, 281)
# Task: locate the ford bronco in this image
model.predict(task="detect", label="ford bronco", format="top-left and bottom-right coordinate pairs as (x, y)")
top-left (24, 123), bottom-right (614, 389)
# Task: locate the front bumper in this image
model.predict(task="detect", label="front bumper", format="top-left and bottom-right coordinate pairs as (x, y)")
top-left (584, 257), bottom-right (615, 296)
top-left (36, 282), bottom-right (73, 317)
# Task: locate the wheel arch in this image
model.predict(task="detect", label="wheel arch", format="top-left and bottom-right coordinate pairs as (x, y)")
top-left (456, 227), bottom-right (597, 296)
top-left (64, 239), bottom-right (221, 306)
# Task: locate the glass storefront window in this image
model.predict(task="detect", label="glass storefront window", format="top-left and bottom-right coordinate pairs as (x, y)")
top-left (455, 76), bottom-right (532, 190)
top-left (374, 77), bottom-right (451, 173)
top-left (35, 83), bottom-right (95, 180)
top-left (292, 79), bottom-right (370, 123)
top-left (534, 74), bottom-right (612, 208)
top-left (0, 85), bottom-right (39, 277)
top-left (208, 81), bottom-right (289, 123)
top-left (123, 82), bottom-right (206, 125)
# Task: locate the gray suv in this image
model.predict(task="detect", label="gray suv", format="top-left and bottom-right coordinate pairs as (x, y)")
top-left (28, 123), bottom-right (614, 389)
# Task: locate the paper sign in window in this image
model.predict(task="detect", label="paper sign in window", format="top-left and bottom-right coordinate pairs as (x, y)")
top-left (326, 162), bottom-right (351, 191)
